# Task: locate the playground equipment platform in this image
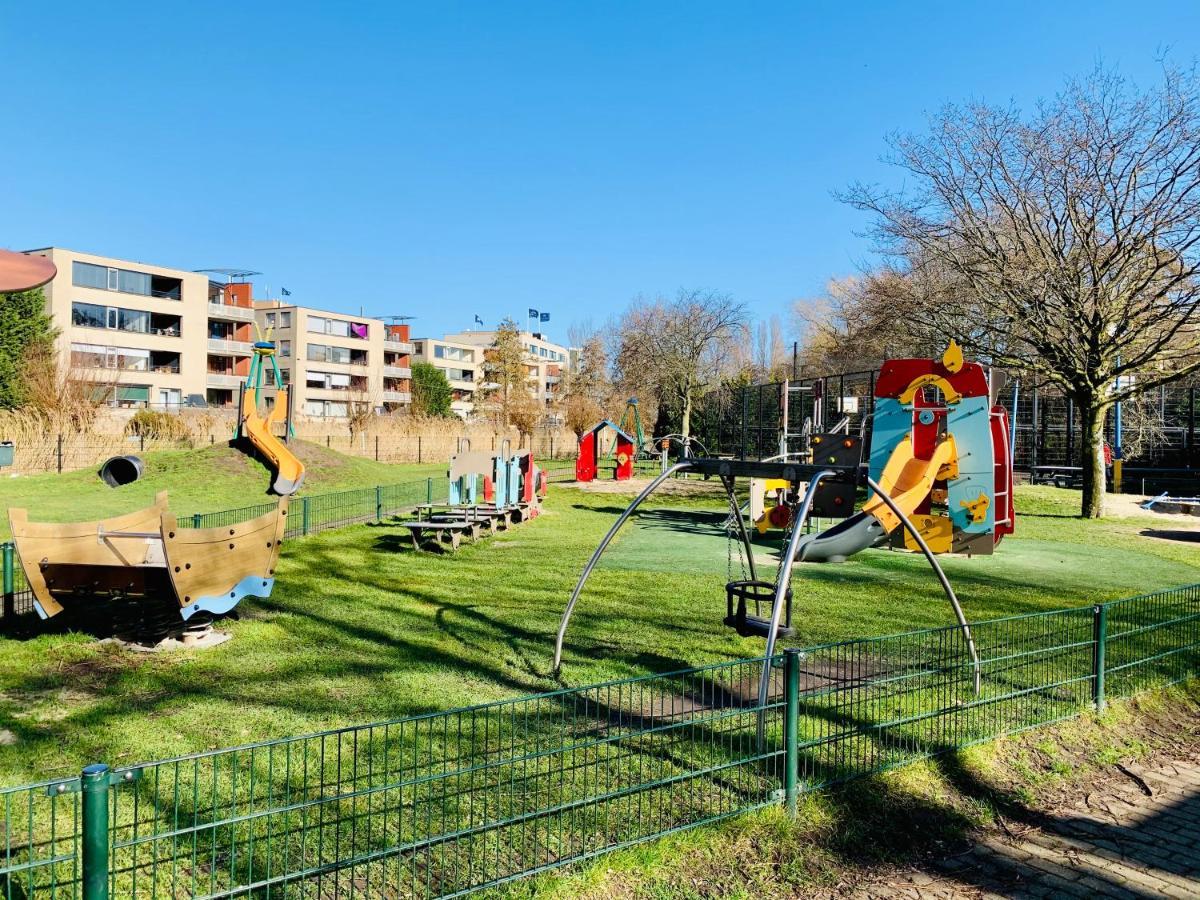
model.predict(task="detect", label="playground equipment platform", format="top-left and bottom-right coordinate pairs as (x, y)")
top-left (8, 491), bottom-right (288, 620)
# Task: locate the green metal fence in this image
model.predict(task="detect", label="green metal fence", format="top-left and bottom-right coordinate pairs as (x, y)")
top-left (1, 584), bottom-right (1197, 898)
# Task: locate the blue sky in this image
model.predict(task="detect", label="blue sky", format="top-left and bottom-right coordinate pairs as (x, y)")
top-left (4, 2), bottom-right (1196, 345)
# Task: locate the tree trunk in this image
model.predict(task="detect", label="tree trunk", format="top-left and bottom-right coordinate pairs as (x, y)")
top-left (1078, 395), bottom-right (1109, 518)
top-left (681, 394), bottom-right (692, 440)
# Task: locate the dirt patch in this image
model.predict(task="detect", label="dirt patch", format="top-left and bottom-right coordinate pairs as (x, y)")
top-left (1106, 490), bottom-right (1200, 525)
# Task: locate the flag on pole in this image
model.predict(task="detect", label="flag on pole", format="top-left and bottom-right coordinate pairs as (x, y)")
top-left (474, 315), bottom-right (484, 326)
top-left (281, 287), bottom-right (291, 296)
top-left (539, 312), bottom-right (550, 322)
top-left (527, 308), bottom-right (539, 318)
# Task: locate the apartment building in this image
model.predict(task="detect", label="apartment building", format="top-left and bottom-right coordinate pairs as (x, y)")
top-left (413, 329), bottom-right (573, 418)
top-left (443, 330), bottom-right (571, 405)
top-left (254, 301), bottom-right (413, 417)
top-left (24, 247), bottom-right (413, 417)
top-left (27, 247), bottom-right (211, 407)
top-left (410, 336), bottom-right (482, 417)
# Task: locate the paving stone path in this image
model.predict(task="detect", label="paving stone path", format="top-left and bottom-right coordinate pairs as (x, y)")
top-left (852, 752), bottom-right (1200, 898)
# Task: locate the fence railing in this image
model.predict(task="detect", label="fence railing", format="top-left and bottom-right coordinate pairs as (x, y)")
top-left (4, 430), bottom-right (582, 476)
top-left (1, 584), bottom-right (1197, 898)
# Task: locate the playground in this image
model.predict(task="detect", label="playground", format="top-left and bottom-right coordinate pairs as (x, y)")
top-left (0, 455), bottom-right (1196, 785)
top-left (0, 343), bottom-right (1198, 899)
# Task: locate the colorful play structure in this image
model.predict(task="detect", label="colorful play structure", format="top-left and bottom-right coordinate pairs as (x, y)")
top-left (554, 343), bottom-right (1015, 708)
top-left (398, 442), bottom-right (547, 550)
top-left (576, 420), bottom-right (636, 482)
top-left (8, 492), bottom-right (288, 622)
top-left (237, 329), bottom-right (306, 496)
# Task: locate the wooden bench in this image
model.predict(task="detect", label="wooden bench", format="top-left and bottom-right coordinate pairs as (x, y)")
top-left (416, 504), bottom-right (517, 531)
top-left (396, 520), bottom-right (481, 552)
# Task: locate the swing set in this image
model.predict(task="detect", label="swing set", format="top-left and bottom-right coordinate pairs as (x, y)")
top-left (554, 345), bottom-right (1015, 710)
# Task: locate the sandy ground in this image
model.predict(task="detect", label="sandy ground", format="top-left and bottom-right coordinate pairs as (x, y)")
top-left (1105, 491), bottom-right (1200, 525)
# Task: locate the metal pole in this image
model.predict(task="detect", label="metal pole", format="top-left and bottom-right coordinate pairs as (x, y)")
top-left (1031, 386), bottom-right (1040, 472)
top-left (553, 462), bottom-right (694, 672)
top-left (376, 486), bottom-right (383, 522)
top-left (302, 497), bottom-right (310, 536)
top-left (1092, 603), bottom-right (1108, 712)
top-left (1009, 381), bottom-right (1020, 465)
top-left (57, 433), bottom-right (63, 474)
top-left (81, 763), bottom-right (110, 900)
top-left (784, 648), bottom-right (800, 816)
top-left (2, 542), bottom-right (13, 619)
top-left (757, 470), bottom-right (836, 728)
top-left (721, 475), bottom-right (757, 582)
top-left (427, 477), bottom-right (433, 505)
top-left (865, 475), bottom-right (981, 694)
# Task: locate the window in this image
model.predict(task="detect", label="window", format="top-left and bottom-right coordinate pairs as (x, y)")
top-left (307, 343), bottom-right (327, 362)
top-left (434, 345), bottom-right (445, 358)
top-left (71, 342), bottom-right (150, 371)
top-left (71, 302), bottom-right (107, 328)
top-left (118, 308), bottom-right (149, 334)
top-left (116, 348), bottom-right (150, 371)
top-left (117, 269), bottom-right (150, 295)
top-left (279, 340), bottom-right (291, 358)
top-left (307, 316), bottom-right (328, 334)
top-left (414, 342), bottom-right (424, 354)
top-left (72, 262), bottom-right (108, 289)
top-left (329, 319), bottom-right (350, 337)
top-left (71, 261), bottom-right (179, 299)
top-left (280, 311), bottom-right (292, 328)
top-left (265, 312), bottom-right (276, 328)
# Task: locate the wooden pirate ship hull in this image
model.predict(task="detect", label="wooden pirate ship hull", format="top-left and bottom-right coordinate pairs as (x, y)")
top-left (8, 491), bottom-right (288, 620)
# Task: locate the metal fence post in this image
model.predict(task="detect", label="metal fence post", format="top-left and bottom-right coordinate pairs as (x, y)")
top-left (375, 435), bottom-right (379, 461)
top-left (57, 433), bottom-right (63, 473)
top-left (418, 435), bottom-right (422, 463)
top-left (3, 542), bottom-right (14, 619)
top-left (81, 763), bottom-right (111, 900)
top-left (302, 497), bottom-right (311, 536)
top-left (784, 648), bottom-right (800, 816)
top-left (1092, 604), bottom-right (1108, 711)
top-left (375, 486), bottom-right (383, 522)
top-left (426, 477), bottom-right (433, 505)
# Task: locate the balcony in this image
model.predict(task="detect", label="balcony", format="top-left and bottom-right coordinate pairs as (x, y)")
top-left (208, 300), bottom-right (257, 322)
top-left (545, 375), bottom-right (561, 385)
top-left (382, 390), bottom-right (412, 404)
top-left (382, 365), bottom-right (412, 379)
top-left (384, 338), bottom-right (415, 354)
top-left (449, 378), bottom-right (476, 391)
top-left (206, 373), bottom-right (243, 388)
top-left (208, 338), bottom-right (254, 354)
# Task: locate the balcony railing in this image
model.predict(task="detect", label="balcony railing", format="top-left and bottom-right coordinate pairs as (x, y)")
top-left (382, 365), bottom-right (412, 379)
top-left (206, 373), bottom-right (243, 388)
top-left (449, 378), bottom-right (476, 391)
top-left (208, 300), bottom-right (257, 322)
top-left (207, 338), bottom-right (254, 354)
top-left (384, 339), bottom-right (415, 354)
top-left (382, 390), bottom-right (412, 404)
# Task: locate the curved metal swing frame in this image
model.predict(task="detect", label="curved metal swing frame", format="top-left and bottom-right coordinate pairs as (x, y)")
top-left (552, 463), bottom-right (982, 701)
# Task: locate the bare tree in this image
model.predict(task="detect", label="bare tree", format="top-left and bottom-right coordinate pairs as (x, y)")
top-left (793, 273), bottom-right (936, 374)
top-left (842, 65), bottom-right (1200, 517)
top-left (615, 289), bottom-right (748, 439)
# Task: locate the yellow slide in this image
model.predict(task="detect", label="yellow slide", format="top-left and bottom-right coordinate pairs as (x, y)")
top-left (796, 435), bottom-right (959, 563)
top-left (862, 434), bottom-right (958, 550)
top-left (241, 386), bottom-right (306, 495)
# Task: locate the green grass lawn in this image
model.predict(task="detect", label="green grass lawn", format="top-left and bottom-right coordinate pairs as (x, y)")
top-left (0, 480), bottom-right (1196, 788)
top-left (0, 440), bottom-right (447, 538)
